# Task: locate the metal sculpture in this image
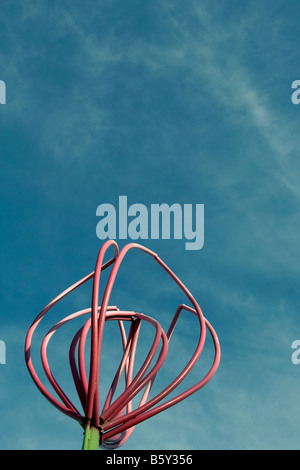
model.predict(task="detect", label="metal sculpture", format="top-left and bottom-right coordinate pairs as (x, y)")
top-left (25, 241), bottom-right (221, 450)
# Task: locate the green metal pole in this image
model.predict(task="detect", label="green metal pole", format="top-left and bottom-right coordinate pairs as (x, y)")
top-left (82, 424), bottom-right (100, 450)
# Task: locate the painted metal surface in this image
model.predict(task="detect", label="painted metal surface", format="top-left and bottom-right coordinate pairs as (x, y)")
top-left (25, 241), bottom-right (221, 449)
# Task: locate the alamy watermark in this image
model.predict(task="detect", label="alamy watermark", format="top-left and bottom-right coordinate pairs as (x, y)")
top-left (0, 340), bottom-right (6, 365)
top-left (291, 80), bottom-right (300, 105)
top-left (0, 80), bottom-right (6, 104)
top-left (96, 196), bottom-right (204, 250)
top-left (291, 340), bottom-right (300, 365)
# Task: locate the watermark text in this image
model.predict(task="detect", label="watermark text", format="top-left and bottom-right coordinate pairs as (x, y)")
top-left (291, 80), bottom-right (300, 105)
top-left (0, 80), bottom-right (6, 104)
top-left (96, 196), bottom-right (204, 250)
top-left (0, 340), bottom-right (6, 364)
top-left (291, 340), bottom-right (300, 364)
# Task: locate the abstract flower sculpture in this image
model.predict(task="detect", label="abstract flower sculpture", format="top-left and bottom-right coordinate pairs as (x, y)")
top-left (25, 241), bottom-right (221, 450)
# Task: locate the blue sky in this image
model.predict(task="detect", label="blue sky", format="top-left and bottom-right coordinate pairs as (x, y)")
top-left (1, 0), bottom-right (300, 450)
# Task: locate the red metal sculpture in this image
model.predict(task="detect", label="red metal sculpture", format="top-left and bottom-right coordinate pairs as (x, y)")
top-left (25, 241), bottom-right (221, 449)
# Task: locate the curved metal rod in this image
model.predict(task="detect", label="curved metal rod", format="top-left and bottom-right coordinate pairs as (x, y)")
top-left (24, 241), bottom-right (221, 449)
